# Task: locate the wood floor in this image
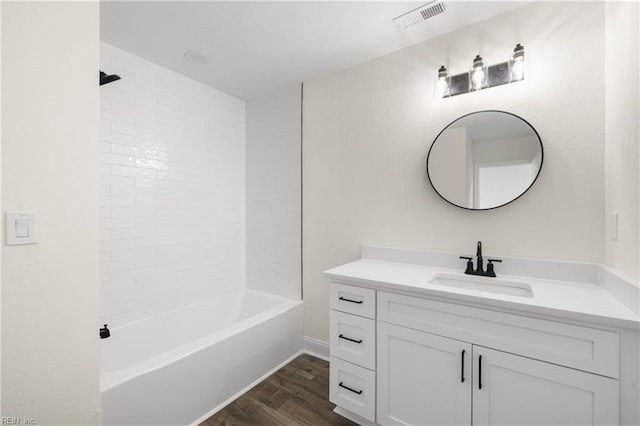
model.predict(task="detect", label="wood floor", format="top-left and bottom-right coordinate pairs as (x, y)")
top-left (200, 354), bottom-right (357, 426)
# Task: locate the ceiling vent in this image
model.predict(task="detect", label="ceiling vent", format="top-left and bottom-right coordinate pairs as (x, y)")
top-left (393, 2), bottom-right (447, 32)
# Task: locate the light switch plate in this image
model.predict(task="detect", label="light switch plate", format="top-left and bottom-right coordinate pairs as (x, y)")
top-left (609, 212), bottom-right (618, 241)
top-left (5, 212), bottom-right (37, 245)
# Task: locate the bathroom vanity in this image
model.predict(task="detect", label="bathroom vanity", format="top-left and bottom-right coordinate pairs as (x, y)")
top-left (326, 247), bottom-right (640, 426)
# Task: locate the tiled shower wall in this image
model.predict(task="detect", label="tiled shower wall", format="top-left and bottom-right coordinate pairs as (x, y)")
top-left (100, 43), bottom-right (246, 326)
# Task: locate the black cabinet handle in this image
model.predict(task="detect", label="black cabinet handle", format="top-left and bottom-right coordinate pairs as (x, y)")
top-left (339, 382), bottom-right (363, 395)
top-left (339, 296), bottom-right (363, 304)
top-left (339, 334), bottom-right (363, 344)
top-left (461, 350), bottom-right (466, 383)
top-left (478, 355), bottom-right (483, 390)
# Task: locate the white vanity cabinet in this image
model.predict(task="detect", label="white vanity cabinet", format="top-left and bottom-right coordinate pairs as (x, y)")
top-left (376, 290), bottom-right (619, 426)
top-left (471, 346), bottom-right (618, 426)
top-left (329, 283), bottom-right (377, 422)
top-left (377, 322), bottom-right (472, 425)
top-left (329, 283), bottom-right (621, 426)
top-left (378, 322), bottom-right (618, 426)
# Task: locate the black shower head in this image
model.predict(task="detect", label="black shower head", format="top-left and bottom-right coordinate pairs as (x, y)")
top-left (100, 70), bottom-right (121, 86)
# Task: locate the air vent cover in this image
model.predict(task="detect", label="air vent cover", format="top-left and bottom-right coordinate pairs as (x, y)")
top-left (393, 1), bottom-right (447, 32)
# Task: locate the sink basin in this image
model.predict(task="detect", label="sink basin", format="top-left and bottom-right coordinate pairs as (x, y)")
top-left (427, 273), bottom-right (534, 298)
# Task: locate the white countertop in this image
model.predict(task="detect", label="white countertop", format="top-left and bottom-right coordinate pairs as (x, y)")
top-left (325, 258), bottom-right (640, 330)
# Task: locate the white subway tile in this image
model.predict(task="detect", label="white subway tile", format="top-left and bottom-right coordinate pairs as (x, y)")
top-left (136, 138), bottom-right (172, 153)
top-left (101, 197), bottom-right (135, 208)
top-left (101, 129), bottom-right (135, 146)
top-left (113, 122), bottom-right (156, 140)
top-left (102, 107), bottom-right (135, 125)
top-left (101, 238), bottom-right (136, 251)
top-left (110, 186), bottom-right (156, 199)
top-left (100, 42), bottom-right (246, 326)
top-left (102, 259), bottom-right (136, 274)
top-left (101, 217), bottom-right (136, 230)
top-left (101, 88), bottom-right (135, 105)
top-left (100, 251), bottom-right (112, 263)
top-left (111, 165), bottom-right (157, 179)
top-left (101, 152), bottom-right (136, 167)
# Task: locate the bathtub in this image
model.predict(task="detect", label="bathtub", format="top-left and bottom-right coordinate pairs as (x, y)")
top-left (101, 289), bottom-right (303, 425)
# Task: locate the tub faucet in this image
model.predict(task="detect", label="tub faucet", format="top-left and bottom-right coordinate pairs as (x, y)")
top-left (459, 241), bottom-right (502, 277)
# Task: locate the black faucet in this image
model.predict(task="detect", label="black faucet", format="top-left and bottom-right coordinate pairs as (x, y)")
top-left (476, 241), bottom-right (483, 273)
top-left (460, 241), bottom-right (502, 277)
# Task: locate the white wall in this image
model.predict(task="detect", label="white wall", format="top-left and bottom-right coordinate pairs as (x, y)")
top-left (246, 84), bottom-right (302, 300)
top-left (0, 0), bottom-right (3, 414)
top-left (604, 1), bottom-right (639, 281)
top-left (2, 2), bottom-right (100, 423)
top-left (303, 2), bottom-right (607, 342)
top-left (100, 43), bottom-right (246, 326)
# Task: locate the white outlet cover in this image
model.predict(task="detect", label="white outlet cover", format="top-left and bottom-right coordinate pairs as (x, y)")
top-left (5, 212), bottom-right (37, 245)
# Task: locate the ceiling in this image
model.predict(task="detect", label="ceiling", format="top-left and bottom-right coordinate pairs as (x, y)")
top-left (101, 1), bottom-right (528, 100)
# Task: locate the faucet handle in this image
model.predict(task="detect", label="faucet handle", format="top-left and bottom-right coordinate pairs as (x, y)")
top-left (486, 259), bottom-right (502, 277)
top-left (459, 256), bottom-right (474, 274)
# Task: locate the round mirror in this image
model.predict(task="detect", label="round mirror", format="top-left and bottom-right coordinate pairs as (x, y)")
top-left (427, 111), bottom-right (543, 210)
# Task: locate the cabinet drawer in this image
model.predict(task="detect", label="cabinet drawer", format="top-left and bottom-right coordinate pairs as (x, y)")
top-left (330, 283), bottom-right (376, 319)
top-left (378, 291), bottom-right (619, 378)
top-left (330, 357), bottom-right (376, 422)
top-left (330, 310), bottom-right (375, 369)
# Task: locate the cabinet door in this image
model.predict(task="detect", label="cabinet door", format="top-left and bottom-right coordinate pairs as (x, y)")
top-left (473, 346), bottom-right (619, 426)
top-left (377, 322), bottom-right (472, 426)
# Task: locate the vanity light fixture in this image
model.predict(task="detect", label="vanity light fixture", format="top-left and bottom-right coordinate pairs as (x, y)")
top-left (511, 43), bottom-right (525, 81)
top-left (438, 44), bottom-right (525, 98)
top-left (471, 55), bottom-right (486, 90)
top-left (437, 66), bottom-right (449, 97)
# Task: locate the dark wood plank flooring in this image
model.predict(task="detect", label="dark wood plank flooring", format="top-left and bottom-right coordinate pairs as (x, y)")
top-left (200, 354), bottom-right (357, 426)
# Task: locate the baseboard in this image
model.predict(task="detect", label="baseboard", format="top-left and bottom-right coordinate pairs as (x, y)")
top-left (190, 350), bottom-right (303, 425)
top-left (334, 406), bottom-right (376, 426)
top-left (302, 336), bottom-right (330, 361)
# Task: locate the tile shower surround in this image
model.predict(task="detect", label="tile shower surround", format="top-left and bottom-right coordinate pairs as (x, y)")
top-left (100, 43), bottom-right (246, 326)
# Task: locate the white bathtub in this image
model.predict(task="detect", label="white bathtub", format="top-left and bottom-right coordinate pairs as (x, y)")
top-left (101, 289), bottom-right (303, 425)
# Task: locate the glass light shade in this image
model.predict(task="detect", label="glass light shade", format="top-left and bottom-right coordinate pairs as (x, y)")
top-left (472, 67), bottom-right (485, 90)
top-left (512, 58), bottom-right (524, 81)
top-left (437, 65), bottom-right (449, 97)
top-left (438, 77), bottom-right (449, 97)
top-left (471, 55), bottom-right (486, 90)
top-left (511, 43), bottom-right (525, 81)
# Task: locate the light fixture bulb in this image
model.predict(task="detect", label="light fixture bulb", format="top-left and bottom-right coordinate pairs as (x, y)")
top-left (472, 55), bottom-right (485, 90)
top-left (512, 44), bottom-right (525, 81)
top-left (437, 65), bottom-right (449, 97)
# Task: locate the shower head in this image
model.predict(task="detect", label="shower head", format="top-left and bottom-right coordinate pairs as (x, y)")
top-left (100, 70), bottom-right (121, 86)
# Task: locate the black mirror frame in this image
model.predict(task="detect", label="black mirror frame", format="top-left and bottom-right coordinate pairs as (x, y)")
top-left (426, 110), bottom-right (543, 211)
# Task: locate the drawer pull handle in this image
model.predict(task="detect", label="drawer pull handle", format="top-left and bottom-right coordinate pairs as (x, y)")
top-left (339, 334), bottom-right (363, 344)
top-left (339, 296), bottom-right (363, 304)
top-left (461, 349), bottom-right (465, 383)
top-left (478, 355), bottom-right (483, 390)
top-left (339, 382), bottom-right (363, 395)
